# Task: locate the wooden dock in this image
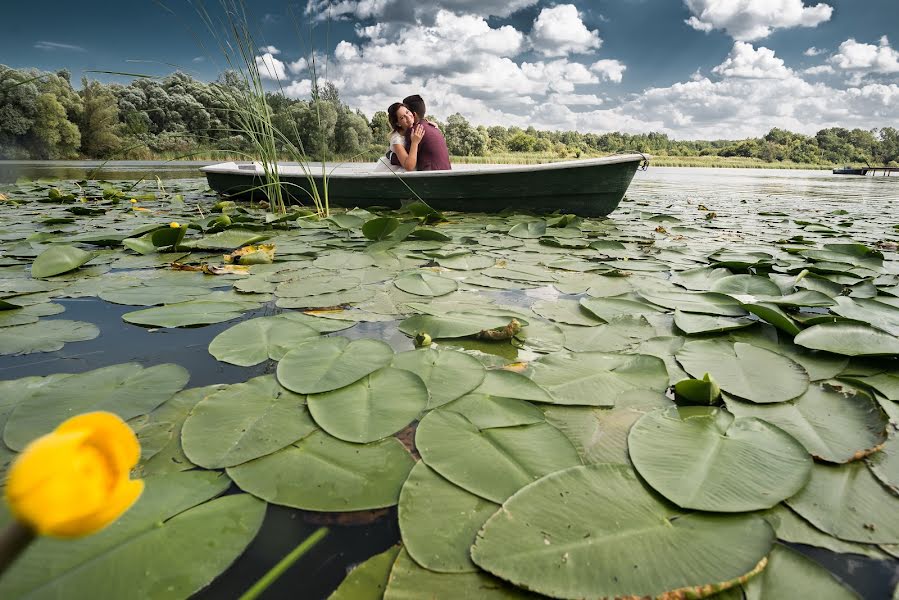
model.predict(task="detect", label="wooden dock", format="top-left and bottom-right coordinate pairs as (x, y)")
top-left (833, 166), bottom-right (899, 176)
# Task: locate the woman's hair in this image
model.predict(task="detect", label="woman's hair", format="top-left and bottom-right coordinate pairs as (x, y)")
top-left (387, 102), bottom-right (408, 134)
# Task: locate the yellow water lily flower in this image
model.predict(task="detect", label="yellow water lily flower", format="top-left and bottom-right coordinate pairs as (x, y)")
top-left (129, 198), bottom-right (138, 204)
top-left (4, 412), bottom-right (144, 538)
top-left (170, 221), bottom-right (180, 228)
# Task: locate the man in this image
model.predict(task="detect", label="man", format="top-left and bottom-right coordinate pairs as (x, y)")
top-left (402, 94), bottom-right (452, 171)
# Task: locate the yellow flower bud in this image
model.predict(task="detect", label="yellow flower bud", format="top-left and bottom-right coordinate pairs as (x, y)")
top-left (129, 198), bottom-right (138, 204)
top-left (4, 412), bottom-right (144, 538)
top-left (170, 222), bottom-right (180, 228)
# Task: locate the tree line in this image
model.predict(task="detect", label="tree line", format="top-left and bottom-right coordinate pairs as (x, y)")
top-left (2, 65), bottom-right (897, 166)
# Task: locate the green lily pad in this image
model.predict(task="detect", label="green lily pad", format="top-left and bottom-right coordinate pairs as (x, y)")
top-left (391, 348), bottom-right (486, 408)
top-left (99, 284), bottom-right (210, 306)
top-left (183, 229), bottom-right (269, 250)
top-left (362, 217), bottom-right (399, 240)
top-left (442, 393), bottom-right (545, 430)
top-left (638, 288), bottom-right (747, 317)
top-left (416, 410), bottom-right (581, 503)
top-left (436, 254), bottom-right (495, 270)
top-left (0, 471), bottom-right (264, 600)
top-left (384, 548), bottom-right (532, 600)
top-left (398, 313), bottom-right (516, 339)
top-left (710, 274), bottom-right (783, 297)
top-left (724, 383), bottom-right (887, 463)
top-left (208, 315), bottom-right (320, 366)
top-left (123, 300), bottom-right (249, 328)
top-left (794, 323), bottom-right (899, 356)
top-left (562, 315), bottom-right (658, 352)
top-left (4, 362), bottom-right (189, 451)
top-left (31, 245), bottom-right (95, 278)
top-left (579, 296), bottom-right (664, 321)
top-left (742, 544), bottom-right (860, 600)
top-left (867, 433), bottom-right (899, 494)
top-left (762, 504), bottom-right (890, 560)
top-left (472, 369), bottom-right (554, 404)
top-left (786, 460), bottom-right (899, 544)
top-left (529, 351), bottom-right (669, 406)
top-left (676, 339), bottom-right (809, 403)
top-left (277, 337), bottom-right (394, 394)
top-left (532, 299), bottom-right (603, 327)
top-left (0, 319), bottom-right (98, 356)
top-left (673, 373), bottom-right (722, 405)
top-left (308, 367), bottom-right (427, 443)
top-left (329, 545), bottom-right (401, 600)
top-left (508, 220), bottom-right (546, 239)
top-left (629, 406), bottom-right (812, 512)
top-left (399, 462), bottom-right (499, 573)
top-left (742, 303), bottom-right (801, 336)
top-left (0, 302), bottom-right (65, 328)
top-left (674, 310), bottom-right (755, 334)
top-left (831, 296), bottom-right (899, 336)
top-left (471, 463), bottom-right (774, 599)
top-left (181, 375), bottom-right (314, 468)
top-left (227, 430), bottom-right (415, 511)
top-left (394, 272), bottom-right (459, 297)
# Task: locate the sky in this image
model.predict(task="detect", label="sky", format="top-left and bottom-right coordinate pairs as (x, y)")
top-left (2, 0), bottom-right (898, 139)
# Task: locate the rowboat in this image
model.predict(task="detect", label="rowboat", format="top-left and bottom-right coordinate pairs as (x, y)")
top-left (201, 153), bottom-right (649, 217)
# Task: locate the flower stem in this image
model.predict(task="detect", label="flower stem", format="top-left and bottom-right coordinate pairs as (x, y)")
top-left (0, 521), bottom-right (35, 577)
top-left (238, 527), bottom-right (328, 600)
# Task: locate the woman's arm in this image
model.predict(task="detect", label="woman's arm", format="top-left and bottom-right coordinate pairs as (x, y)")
top-left (402, 124), bottom-right (425, 171)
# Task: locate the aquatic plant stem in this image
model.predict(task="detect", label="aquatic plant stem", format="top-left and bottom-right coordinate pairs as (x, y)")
top-left (0, 522), bottom-right (36, 577)
top-left (237, 527), bottom-right (328, 600)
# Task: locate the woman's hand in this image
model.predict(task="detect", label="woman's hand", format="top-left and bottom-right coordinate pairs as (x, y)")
top-left (411, 124), bottom-right (425, 145)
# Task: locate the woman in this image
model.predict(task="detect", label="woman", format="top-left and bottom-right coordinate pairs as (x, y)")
top-left (384, 102), bottom-right (424, 171)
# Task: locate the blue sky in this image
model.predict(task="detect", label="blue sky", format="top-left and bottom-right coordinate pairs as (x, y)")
top-left (2, 0), bottom-right (898, 138)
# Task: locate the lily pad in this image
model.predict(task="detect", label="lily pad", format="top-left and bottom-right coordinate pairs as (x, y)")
top-left (329, 545), bottom-right (401, 600)
top-left (123, 300), bottom-right (249, 328)
top-left (31, 245), bottom-right (94, 278)
top-left (227, 430), bottom-right (415, 511)
top-left (442, 393), bottom-right (545, 429)
top-left (308, 367), bottom-right (427, 443)
top-left (868, 434), bottom-right (899, 493)
top-left (394, 272), bottom-right (459, 297)
top-left (183, 228), bottom-right (269, 250)
top-left (415, 410), bottom-right (581, 503)
top-left (398, 313), bottom-right (516, 339)
top-left (529, 350), bottom-right (668, 406)
top-left (629, 406), bottom-right (812, 511)
top-left (208, 315), bottom-right (320, 366)
top-left (742, 303), bottom-right (801, 336)
top-left (786, 460), bottom-right (899, 544)
top-left (532, 299), bottom-right (603, 327)
top-left (794, 323), bottom-right (899, 356)
top-left (471, 463), bottom-right (774, 599)
top-left (277, 337), bottom-right (394, 394)
top-left (676, 339), bottom-right (809, 403)
top-left (391, 348), bottom-right (486, 408)
top-left (638, 288), bottom-right (747, 317)
top-left (579, 296), bottom-right (664, 321)
top-left (831, 296), bottom-right (899, 336)
top-left (742, 544), bottom-right (860, 600)
top-left (181, 375), bottom-right (314, 468)
top-left (399, 462), bottom-right (499, 573)
top-left (4, 362), bottom-right (189, 451)
top-left (724, 383), bottom-right (888, 463)
top-left (674, 309), bottom-right (755, 335)
top-left (0, 319), bottom-right (99, 356)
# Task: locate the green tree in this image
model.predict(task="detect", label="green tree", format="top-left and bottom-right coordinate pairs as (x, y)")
top-left (370, 110), bottom-right (391, 143)
top-left (443, 113), bottom-right (486, 156)
top-left (30, 93), bottom-right (80, 158)
top-left (507, 131), bottom-right (537, 152)
top-left (79, 77), bottom-right (122, 158)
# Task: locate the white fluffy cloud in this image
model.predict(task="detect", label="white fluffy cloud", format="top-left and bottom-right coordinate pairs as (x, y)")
top-left (590, 59), bottom-right (626, 83)
top-left (683, 0), bottom-right (833, 41)
top-left (258, 45), bottom-right (281, 55)
top-left (804, 46), bottom-right (823, 56)
top-left (255, 53), bottom-right (287, 81)
top-left (530, 5), bottom-right (602, 57)
top-left (305, 0), bottom-right (538, 21)
top-left (828, 36), bottom-right (899, 74)
top-left (712, 42), bottom-right (792, 79)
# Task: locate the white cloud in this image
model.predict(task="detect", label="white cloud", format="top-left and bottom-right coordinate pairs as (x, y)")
top-left (305, 0), bottom-right (538, 21)
top-left (683, 0), bottom-right (833, 41)
top-left (287, 58), bottom-right (309, 74)
top-left (259, 45), bottom-right (281, 55)
top-left (255, 53), bottom-right (287, 81)
top-left (828, 36), bottom-right (899, 74)
top-left (34, 41), bottom-right (86, 52)
top-left (530, 4), bottom-right (602, 57)
top-left (283, 79), bottom-right (313, 99)
top-left (712, 42), bottom-right (792, 79)
top-left (804, 46), bottom-right (824, 56)
top-left (590, 59), bottom-right (626, 83)
top-left (803, 65), bottom-right (834, 75)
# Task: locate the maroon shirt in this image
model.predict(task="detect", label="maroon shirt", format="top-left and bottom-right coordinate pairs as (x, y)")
top-left (405, 121), bottom-right (452, 171)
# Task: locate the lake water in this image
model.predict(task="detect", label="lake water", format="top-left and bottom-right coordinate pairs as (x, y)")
top-left (1, 161), bottom-right (897, 599)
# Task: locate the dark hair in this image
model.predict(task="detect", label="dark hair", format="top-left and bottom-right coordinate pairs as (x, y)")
top-left (387, 102), bottom-right (408, 134)
top-left (402, 94), bottom-right (426, 119)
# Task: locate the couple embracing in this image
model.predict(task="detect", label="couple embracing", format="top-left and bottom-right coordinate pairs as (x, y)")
top-left (382, 95), bottom-right (451, 172)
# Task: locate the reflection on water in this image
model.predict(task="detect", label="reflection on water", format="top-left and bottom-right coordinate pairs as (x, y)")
top-left (0, 160), bottom-right (211, 183)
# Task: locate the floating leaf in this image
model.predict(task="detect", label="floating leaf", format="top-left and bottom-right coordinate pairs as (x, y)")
top-left (398, 313), bottom-right (515, 339)
top-left (416, 410), bottom-right (581, 503)
top-left (629, 406), bottom-right (811, 511)
top-left (742, 302), bottom-right (801, 336)
top-left (362, 217), bottom-right (400, 241)
top-left (794, 323), bottom-right (899, 356)
top-left (0, 319), bottom-right (98, 356)
top-left (383, 549), bottom-right (529, 600)
top-left (471, 463), bottom-right (774, 599)
top-left (673, 373), bottom-right (721, 405)
top-left (227, 430), bottom-right (415, 511)
top-left (277, 337), bottom-right (394, 394)
top-left (725, 383), bottom-right (887, 463)
top-left (638, 288), bottom-right (747, 317)
top-left (308, 367), bottom-right (427, 443)
top-left (831, 296), bottom-right (899, 336)
top-left (394, 272), bottom-right (459, 297)
top-left (183, 229), bottom-right (270, 250)
top-left (532, 299), bottom-right (603, 327)
top-left (507, 220), bottom-right (546, 239)
top-left (399, 462), bottom-right (499, 573)
top-left (181, 375), bottom-right (313, 468)
top-left (123, 300), bottom-right (249, 328)
top-left (391, 348), bottom-right (486, 408)
top-left (786, 460), bottom-right (899, 544)
top-left (208, 315), bottom-right (320, 366)
top-left (579, 296), bottom-right (664, 321)
top-left (329, 545), bottom-right (401, 600)
top-left (742, 544), bottom-right (860, 600)
top-left (674, 310), bottom-right (755, 335)
top-left (676, 339), bottom-right (809, 403)
top-left (529, 350), bottom-right (668, 406)
top-left (31, 245), bottom-right (94, 278)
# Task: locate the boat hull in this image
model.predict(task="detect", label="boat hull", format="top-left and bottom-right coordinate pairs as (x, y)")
top-left (201, 155), bottom-right (645, 217)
